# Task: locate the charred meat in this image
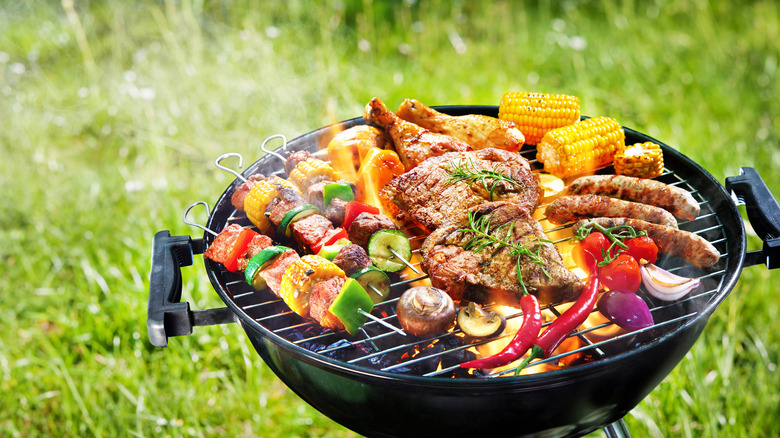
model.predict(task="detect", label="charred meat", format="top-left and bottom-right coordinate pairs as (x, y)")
top-left (347, 212), bottom-right (399, 248)
top-left (380, 148), bottom-right (543, 233)
top-left (421, 202), bottom-right (583, 307)
top-left (332, 244), bottom-right (373, 276)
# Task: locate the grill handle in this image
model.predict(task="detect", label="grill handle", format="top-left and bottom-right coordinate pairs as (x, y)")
top-left (726, 167), bottom-right (780, 269)
top-left (147, 230), bottom-right (237, 347)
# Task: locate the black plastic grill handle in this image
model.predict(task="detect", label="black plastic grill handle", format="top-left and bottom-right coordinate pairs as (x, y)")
top-left (726, 167), bottom-right (780, 269)
top-left (147, 231), bottom-right (236, 347)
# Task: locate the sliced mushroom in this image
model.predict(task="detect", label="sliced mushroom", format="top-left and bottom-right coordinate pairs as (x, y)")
top-left (457, 301), bottom-right (506, 339)
top-left (396, 286), bottom-right (457, 337)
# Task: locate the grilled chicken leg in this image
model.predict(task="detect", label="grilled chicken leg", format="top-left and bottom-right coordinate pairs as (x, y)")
top-left (364, 97), bottom-right (472, 170)
top-left (396, 99), bottom-right (525, 152)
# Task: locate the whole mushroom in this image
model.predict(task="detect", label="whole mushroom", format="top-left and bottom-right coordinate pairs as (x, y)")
top-left (396, 286), bottom-right (457, 337)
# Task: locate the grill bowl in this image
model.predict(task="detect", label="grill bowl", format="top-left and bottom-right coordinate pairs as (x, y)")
top-left (149, 106), bottom-right (780, 437)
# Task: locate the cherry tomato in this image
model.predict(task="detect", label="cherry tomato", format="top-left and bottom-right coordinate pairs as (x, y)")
top-left (572, 232), bottom-right (611, 274)
top-left (599, 253), bottom-right (641, 292)
top-left (625, 235), bottom-right (658, 264)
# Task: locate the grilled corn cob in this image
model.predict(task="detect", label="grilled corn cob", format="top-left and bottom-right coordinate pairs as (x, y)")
top-left (279, 255), bottom-right (345, 318)
top-left (289, 158), bottom-right (338, 191)
top-left (243, 177), bottom-right (300, 235)
top-left (614, 141), bottom-right (664, 178)
top-left (536, 116), bottom-right (625, 178)
top-left (498, 92), bottom-right (581, 145)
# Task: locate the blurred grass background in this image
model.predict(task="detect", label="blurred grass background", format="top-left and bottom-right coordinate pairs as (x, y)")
top-left (1, 0), bottom-right (778, 436)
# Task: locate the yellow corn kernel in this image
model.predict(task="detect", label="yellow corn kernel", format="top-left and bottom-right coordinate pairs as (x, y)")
top-left (498, 92), bottom-right (581, 145)
top-left (278, 255), bottom-right (345, 318)
top-left (536, 116), bottom-right (625, 178)
top-left (288, 158), bottom-right (337, 191)
top-left (614, 141), bottom-right (664, 178)
top-left (244, 180), bottom-right (281, 235)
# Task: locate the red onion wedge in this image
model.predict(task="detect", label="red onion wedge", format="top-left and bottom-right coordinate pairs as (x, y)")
top-left (597, 289), bottom-right (654, 331)
top-left (639, 263), bottom-right (701, 301)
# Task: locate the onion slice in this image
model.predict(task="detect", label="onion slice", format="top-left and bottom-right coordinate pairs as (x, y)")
top-left (639, 263), bottom-right (701, 301)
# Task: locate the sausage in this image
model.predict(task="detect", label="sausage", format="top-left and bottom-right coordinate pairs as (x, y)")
top-left (573, 217), bottom-right (720, 268)
top-left (546, 195), bottom-right (678, 228)
top-left (565, 175), bottom-right (700, 221)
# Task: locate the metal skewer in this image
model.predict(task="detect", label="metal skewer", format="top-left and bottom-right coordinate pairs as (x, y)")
top-left (358, 309), bottom-right (406, 336)
top-left (389, 249), bottom-right (419, 274)
top-left (183, 201), bottom-right (218, 237)
top-left (260, 134), bottom-right (288, 162)
top-left (215, 152), bottom-right (248, 183)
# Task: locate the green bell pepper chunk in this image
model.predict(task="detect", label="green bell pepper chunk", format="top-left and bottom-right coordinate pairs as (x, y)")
top-left (329, 278), bottom-right (374, 335)
top-left (316, 238), bottom-right (352, 261)
top-left (322, 182), bottom-right (354, 208)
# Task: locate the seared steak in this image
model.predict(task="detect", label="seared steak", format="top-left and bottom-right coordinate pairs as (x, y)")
top-left (332, 244), bottom-right (372, 276)
top-left (347, 212), bottom-right (399, 248)
top-left (421, 202), bottom-right (583, 307)
top-left (380, 148), bottom-right (543, 233)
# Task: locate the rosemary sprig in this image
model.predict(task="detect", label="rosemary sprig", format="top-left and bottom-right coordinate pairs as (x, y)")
top-left (456, 212), bottom-right (551, 294)
top-left (446, 158), bottom-right (525, 201)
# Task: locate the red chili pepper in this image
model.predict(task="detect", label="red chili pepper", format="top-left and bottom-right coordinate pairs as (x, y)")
top-left (460, 293), bottom-right (542, 369)
top-left (516, 276), bottom-right (600, 372)
top-left (342, 201), bottom-right (380, 230)
top-left (224, 228), bottom-right (259, 272)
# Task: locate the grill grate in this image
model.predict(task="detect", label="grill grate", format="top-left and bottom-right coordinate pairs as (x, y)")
top-left (206, 132), bottom-right (729, 379)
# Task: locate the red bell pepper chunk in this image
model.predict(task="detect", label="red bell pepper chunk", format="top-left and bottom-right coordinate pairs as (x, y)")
top-left (224, 228), bottom-right (259, 272)
top-left (342, 201), bottom-right (380, 230)
top-left (311, 227), bottom-right (348, 255)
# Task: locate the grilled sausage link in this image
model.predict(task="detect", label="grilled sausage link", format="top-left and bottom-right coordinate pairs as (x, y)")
top-left (546, 194), bottom-right (678, 228)
top-left (573, 217), bottom-right (720, 268)
top-left (565, 175), bottom-right (700, 221)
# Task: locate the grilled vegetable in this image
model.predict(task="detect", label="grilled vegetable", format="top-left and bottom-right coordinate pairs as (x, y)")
top-left (288, 158), bottom-right (338, 191)
top-left (311, 228), bottom-right (348, 255)
top-left (396, 286), bottom-right (457, 337)
top-left (244, 246), bottom-right (290, 290)
top-left (600, 252), bottom-right (641, 293)
top-left (355, 148), bottom-right (405, 204)
top-left (317, 238), bottom-right (351, 261)
top-left (342, 201), bottom-right (381, 230)
top-left (367, 229), bottom-right (412, 273)
top-left (278, 204), bottom-right (321, 238)
top-left (639, 262), bottom-right (701, 301)
top-left (350, 266), bottom-right (391, 304)
top-left (328, 278), bottom-right (375, 335)
top-left (614, 141), bottom-right (664, 179)
top-left (279, 255), bottom-right (345, 318)
top-left (457, 302), bottom-right (506, 339)
top-left (327, 125), bottom-right (392, 181)
top-left (460, 293), bottom-right (541, 370)
top-left (498, 92), bottom-right (581, 145)
top-left (322, 182), bottom-right (355, 208)
top-left (597, 289), bottom-right (654, 331)
top-left (223, 227), bottom-right (259, 273)
top-left (517, 276), bottom-right (600, 372)
top-left (244, 177), bottom-right (300, 235)
top-left (536, 116), bottom-right (626, 178)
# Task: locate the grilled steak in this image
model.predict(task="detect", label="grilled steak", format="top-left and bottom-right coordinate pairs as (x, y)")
top-left (231, 174), bottom-right (267, 212)
top-left (564, 175), bottom-right (700, 221)
top-left (291, 214), bottom-right (334, 252)
top-left (545, 194), bottom-right (679, 228)
top-left (267, 187), bottom-right (307, 226)
top-left (421, 202), bottom-right (583, 307)
top-left (380, 148), bottom-right (543, 233)
top-left (202, 223), bottom-right (243, 264)
top-left (235, 234), bottom-right (274, 272)
top-left (347, 212), bottom-right (399, 248)
top-left (573, 217), bottom-right (720, 268)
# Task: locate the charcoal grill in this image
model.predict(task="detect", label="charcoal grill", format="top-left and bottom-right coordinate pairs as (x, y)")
top-left (148, 106), bottom-right (780, 437)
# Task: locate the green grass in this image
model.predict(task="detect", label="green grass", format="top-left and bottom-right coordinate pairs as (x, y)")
top-left (1, 0), bottom-right (778, 436)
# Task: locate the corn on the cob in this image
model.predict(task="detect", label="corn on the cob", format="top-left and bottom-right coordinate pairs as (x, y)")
top-left (614, 141), bottom-right (664, 178)
top-left (243, 177), bottom-right (301, 235)
top-left (288, 158), bottom-right (337, 191)
top-left (278, 255), bottom-right (345, 318)
top-left (536, 116), bottom-right (625, 178)
top-left (498, 92), bottom-right (581, 145)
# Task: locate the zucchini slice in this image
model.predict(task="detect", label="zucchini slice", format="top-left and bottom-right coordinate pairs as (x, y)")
top-left (367, 229), bottom-right (411, 273)
top-left (350, 266), bottom-right (391, 304)
top-left (244, 246), bottom-right (290, 289)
